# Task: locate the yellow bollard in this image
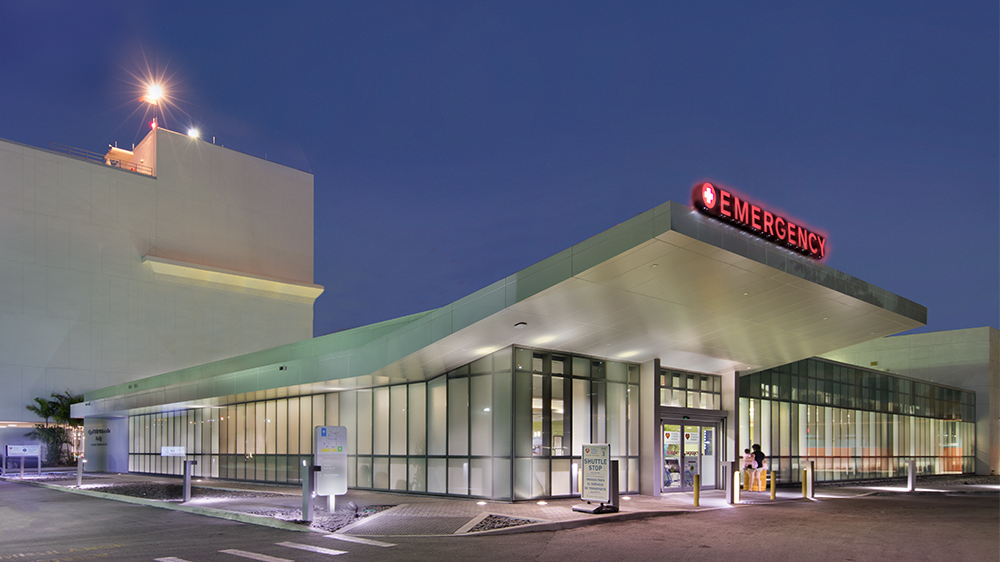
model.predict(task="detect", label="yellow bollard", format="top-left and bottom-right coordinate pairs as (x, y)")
top-left (770, 470), bottom-right (776, 499)
top-left (733, 469), bottom-right (742, 504)
top-left (802, 469), bottom-right (807, 497)
top-left (693, 474), bottom-right (700, 507)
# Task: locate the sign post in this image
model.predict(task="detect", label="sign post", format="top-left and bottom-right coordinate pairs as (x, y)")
top-left (314, 426), bottom-right (348, 511)
top-left (573, 444), bottom-right (619, 514)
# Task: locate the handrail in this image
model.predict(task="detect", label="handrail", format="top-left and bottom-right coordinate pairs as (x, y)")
top-left (49, 141), bottom-right (154, 176)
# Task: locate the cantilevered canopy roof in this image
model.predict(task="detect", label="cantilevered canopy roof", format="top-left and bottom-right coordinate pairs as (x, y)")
top-left (75, 201), bottom-right (925, 417)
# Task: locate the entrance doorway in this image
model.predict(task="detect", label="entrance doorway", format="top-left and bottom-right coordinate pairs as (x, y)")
top-left (662, 422), bottom-right (717, 492)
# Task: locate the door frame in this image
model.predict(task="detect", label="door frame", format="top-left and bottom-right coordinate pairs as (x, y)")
top-left (659, 407), bottom-right (728, 494)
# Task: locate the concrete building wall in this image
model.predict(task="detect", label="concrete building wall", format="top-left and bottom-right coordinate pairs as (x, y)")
top-left (0, 128), bottom-right (318, 424)
top-left (821, 327), bottom-right (999, 475)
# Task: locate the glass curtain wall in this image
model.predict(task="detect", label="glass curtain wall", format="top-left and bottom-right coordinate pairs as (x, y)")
top-left (127, 346), bottom-right (640, 500)
top-left (739, 358), bottom-right (976, 483)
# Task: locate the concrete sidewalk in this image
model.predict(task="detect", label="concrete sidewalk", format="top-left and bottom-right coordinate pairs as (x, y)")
top-left (4, 470), bottom-right (996, 538)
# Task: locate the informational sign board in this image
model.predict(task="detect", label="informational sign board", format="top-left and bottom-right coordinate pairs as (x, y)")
top-left (160, 446), bottom-right (186, 457)
top-left (6, 445), bottom-right (41, 457)
top-left (581, 443), bottom-right (611, 503)
top-left (664, 430), bottom-right (680, 445)
top-left (314, 426), bottom-right (348, 497)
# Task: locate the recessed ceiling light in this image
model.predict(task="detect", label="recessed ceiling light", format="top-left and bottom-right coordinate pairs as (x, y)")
top-left (514, 322), bottom-right (527, 329)
top-left (743, 292), bottom-right (749, 296)
top-left (650, 263), bottom-right (658, 268)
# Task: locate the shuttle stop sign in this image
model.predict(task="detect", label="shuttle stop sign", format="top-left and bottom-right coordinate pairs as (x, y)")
top-left (314, 426), bottom-right (347, 497)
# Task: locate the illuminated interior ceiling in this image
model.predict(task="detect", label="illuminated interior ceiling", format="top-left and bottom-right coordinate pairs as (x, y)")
top-left (373, 204), bottom-right (925, 380)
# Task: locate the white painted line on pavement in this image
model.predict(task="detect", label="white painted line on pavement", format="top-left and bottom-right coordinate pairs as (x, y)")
top-left (219, 549), bottom-right (293, 562)
top-left (276, 542), bottom-right (346, 556)
top-left (155, 558), bottom-right (194, 562)
top-left (323, 534), bottom-right (396, 547)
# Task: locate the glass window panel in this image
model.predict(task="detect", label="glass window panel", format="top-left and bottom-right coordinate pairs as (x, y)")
top-left (408, 383), bottom-right (426, 455)
top-left (552, 357), bottom-right (565, 375)
top-left (469, 458), bottom-right (492, 497)
top-left (531, 374), bottom-right (543, 456)
top-left (448, 377), bottom-right (469, 456)
top-left (325, 393), bottom-right (339, 426)
top-left (531, 458), bottom-right (549, 497)
top-left (390, 458), bottom-right (407, 491)
top-left (427, 458), bottom-right (447, 494)
top-left (471, 355), bottom-right (492, 375)
top-left (287, 399), bottom-right (299, 455)
top-left (390, 385), bottom-right (407, 456)
top-left (339, 391), bottom-right (356, 456)
top-left (551, 459), bottom-right (570, 495)
top-left (373, 457), bottom-right (389, 489)
top-left (313, 395), bottom-right (325, 431)
top-left (551, 376), bottom-right (565, 456)
top-left (572, 357), bottom-right (591, 378)
top-left (607, 361), bottom-right (627, 382)
top-left (373, 387), bottom-right (389, 456)
top-left (492, 370), bottom-right (512, 457)
top-left (276, 399), bottom-right (288, 454)
top-left (357, 390), bottom-right (372, 455)
top-left (607, 382), bottom-right (626, 457)
top-left (628, 384), bottom-right (639, 456)
top-left (493, 457), bottom-right (512, 501)
top-left (428, 376), bottom-right (447, 455)
top-left (515, 370), bottom-right (533, 458)
top-left (357, 457), bottom-right (372, 488)
top-left (408, 458), bottom-right (426, 492)
top-left (572, 378), bottom-right (590, 456)
top-left (300, 396), bottom-right (313, 454)
top-left (235, 404), bottom-right (245, 455)
top-left (470, 375), bottom-right (492, 456)
top-left (265, 401), bottom-right (276, 455)
top-left (514, 458), bottom-right (532, 500)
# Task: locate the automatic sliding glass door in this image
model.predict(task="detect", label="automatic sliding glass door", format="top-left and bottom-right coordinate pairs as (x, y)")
top-left (662, 422), bottom-right (717, 492)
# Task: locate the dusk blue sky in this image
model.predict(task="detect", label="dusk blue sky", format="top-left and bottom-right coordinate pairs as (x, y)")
top-left (2, 2), bottom-right (997, 338)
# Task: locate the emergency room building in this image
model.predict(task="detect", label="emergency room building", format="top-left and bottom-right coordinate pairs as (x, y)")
top-left (61, 134), bottom-right (993, 498)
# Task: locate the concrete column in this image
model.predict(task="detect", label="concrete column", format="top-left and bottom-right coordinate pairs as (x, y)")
top-left (639, 359), bottom-right (661, 496)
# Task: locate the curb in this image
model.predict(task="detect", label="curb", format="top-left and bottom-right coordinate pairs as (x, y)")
top-left (2, 477), bottom-right (313, 533)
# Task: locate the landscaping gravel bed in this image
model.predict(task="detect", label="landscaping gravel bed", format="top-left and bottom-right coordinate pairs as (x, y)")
top-left (86, 482), bottom-right (290, 501)
top-left (467, 514), bottom-right (537, 533)
top-left (245, 505), bottom-right (396, 533)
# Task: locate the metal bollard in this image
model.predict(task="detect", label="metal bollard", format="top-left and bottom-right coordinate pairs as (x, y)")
top-left (807, 461), bottom-right (815, 498)
top-left (693, 474), bottom-right (700, 507)
top-left (183, 459), bottom-right (198, 502)
top-left (907, 460), bottom-right (916, 492)
top-left (770, 469), bottom-right (776, 499)
top-left (732, 468), bottom-right (741, 504)
top-left (802, 469), bottom-right (807, 497)
top-left (76, 457), bottom-right (87, 487)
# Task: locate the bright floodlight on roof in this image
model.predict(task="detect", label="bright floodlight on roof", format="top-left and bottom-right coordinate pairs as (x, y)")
top-left (140, 83), bottom-right (163, 105)
top-left (188, 128), bottom-right (200, 139)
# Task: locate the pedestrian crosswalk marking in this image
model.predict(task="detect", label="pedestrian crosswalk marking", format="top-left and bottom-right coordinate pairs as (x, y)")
top-left (155, 558), bottom-right (194, 562)
top-left (324, 534), bottom-right (395, 547)
top-left (219, 549), bottom-right (293, 562)
top-left (276, 542), bottom-right (346, 556)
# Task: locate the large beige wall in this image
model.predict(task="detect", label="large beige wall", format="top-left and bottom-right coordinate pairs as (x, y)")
top-left (0, 129), bottom-right (317, 423)
top-left (821, 327), bottom-right (999, 475)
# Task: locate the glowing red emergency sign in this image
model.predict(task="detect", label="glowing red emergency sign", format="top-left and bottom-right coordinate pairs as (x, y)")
top-left (692, 182), bottom-right (827, 259)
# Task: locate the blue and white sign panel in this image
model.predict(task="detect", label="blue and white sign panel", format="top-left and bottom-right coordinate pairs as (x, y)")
top-left (6, 445), bottom-right (41, 457)
top-left (581, 443), bottom-right (611, 503)
top-left (314, 426), bottom-right (348, 497)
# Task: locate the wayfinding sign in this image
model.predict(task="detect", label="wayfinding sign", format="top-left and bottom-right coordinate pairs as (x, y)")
top-left (581, 444), bottom-right (611, 503)
top-left (160, 446), bottom-right (186, 457)
top-left (314, 426), bottom-right (348, 497)
top-left (6, 445), bottom-right (41, 457)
